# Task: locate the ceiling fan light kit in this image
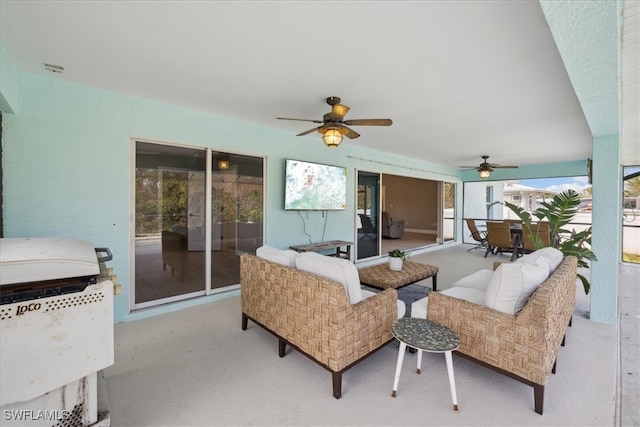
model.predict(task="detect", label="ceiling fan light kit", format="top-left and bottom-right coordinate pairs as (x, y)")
top-left (277, 97), bottom-right (392, 148)
top-left (479, 169), bottom-right (491, 179)
top-left (322, 128), bottom-right (344, 148)
top-left (218, 159), bottom-right (230, 170)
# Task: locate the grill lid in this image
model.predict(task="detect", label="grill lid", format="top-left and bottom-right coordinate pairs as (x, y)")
top-left (0, 237), bottom-right (101, 286)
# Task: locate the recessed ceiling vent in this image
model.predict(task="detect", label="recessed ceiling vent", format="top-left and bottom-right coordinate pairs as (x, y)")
top-left (44, 63), bottom-right (64, 73)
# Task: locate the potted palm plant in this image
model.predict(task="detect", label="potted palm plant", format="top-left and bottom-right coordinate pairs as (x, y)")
top-left (388, 248), bottom-right (410, 271)
top-left (503, 189), bottom-right (597, 294)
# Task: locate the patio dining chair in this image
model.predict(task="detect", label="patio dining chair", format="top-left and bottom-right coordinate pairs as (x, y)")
top-left (485, 221), bottom-right (519, 261)
top-left (465, 218), bottom-right (488, 252)
top-left (521, 221), bottom-right (552, 255)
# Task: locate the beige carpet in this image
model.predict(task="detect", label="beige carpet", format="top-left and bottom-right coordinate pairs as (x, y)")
top-left (104, 244), bottom-right (627, 426)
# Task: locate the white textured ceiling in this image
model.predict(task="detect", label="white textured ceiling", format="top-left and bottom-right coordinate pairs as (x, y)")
top-left (0, 1), bottom-right (626, 169)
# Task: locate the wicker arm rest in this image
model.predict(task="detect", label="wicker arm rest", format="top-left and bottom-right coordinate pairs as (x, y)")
top-left (327, 288), bottom-right (398, 372)
top-left (427, 290), bottom-right (556, 385)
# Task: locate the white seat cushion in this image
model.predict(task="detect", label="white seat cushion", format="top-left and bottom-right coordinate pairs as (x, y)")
top-left (411, 287), bottom-right (487, 319)
top-left (411, 296), bottom-right (429, 319)
top-left (441, 286), bottom-right (487, 306)
top-left (485, 262), bottom-right (548, 315)
top-left (296, 252), bottom-right (363, 304)
top-left (256, 245), bottom-right (299, 267)
top-left (362, 289), bottom-right (406, 319)
top-left (453, 269), bottom-right (494, 291)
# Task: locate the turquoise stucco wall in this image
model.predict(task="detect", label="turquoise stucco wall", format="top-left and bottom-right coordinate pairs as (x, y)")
top-left (0, 38), bottom-right (17, 114)
top-left (590, 134), bottom-right (621, 324)
top-left (2, 72), bottom-right (462, 322)
top-left (2, 72), bottom-right (620, 324)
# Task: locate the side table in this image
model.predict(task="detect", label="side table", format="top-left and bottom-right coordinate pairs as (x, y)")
top-left (390, 317), bottom-right (460, 411)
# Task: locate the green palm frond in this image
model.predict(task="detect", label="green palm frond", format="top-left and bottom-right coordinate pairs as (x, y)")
top-left (536, 190), bottom-right (581, 237)
top-left (501, 189), bottom-right (596, 294)
top-left (504, 201), bottom-right (532, 226)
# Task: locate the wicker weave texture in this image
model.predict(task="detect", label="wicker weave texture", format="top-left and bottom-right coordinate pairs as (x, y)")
top-left (358, 261), bottom-right (438, 289)
top-left (240, 254), bottom-right (397, 372)
top-left (427, 256), bottom-right (577, 386)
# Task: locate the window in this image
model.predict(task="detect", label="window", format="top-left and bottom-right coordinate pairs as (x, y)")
top-left (462, 177), bottom-right (591, 246)
top-left (134, 141), bottom-right (264, 309)
top-left (623, 165), bottom-right (640, 263)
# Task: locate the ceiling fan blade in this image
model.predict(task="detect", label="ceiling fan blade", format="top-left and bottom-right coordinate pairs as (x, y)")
top-left (342, 125), bottom-right (360, 139)
top-left (296, 126), bottom-right (322, 136)
top-left (459, 166), bottom-right (478, 169)
top-left (277, 117), bottom-right (324, 123)
top-left (343, 119), bottom-right (393, 126)
top-left (493, 165), bottom-right (519, 169)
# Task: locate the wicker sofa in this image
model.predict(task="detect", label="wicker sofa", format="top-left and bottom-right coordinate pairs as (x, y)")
top-left (240, 251), bottom-right (402, 399)
top-left (412, 249), bottom-right (577, 414)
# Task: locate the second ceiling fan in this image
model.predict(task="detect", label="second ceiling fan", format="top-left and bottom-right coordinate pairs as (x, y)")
top-left (277, 96), bottom-right (392, 147)
top-left (460, 155), bottom-right (519, 178)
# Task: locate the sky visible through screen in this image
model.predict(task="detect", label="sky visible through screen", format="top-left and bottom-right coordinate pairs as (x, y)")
top-left (519, 176), bottom-right (590, 194)
top-left (518, 166), bottom-right (640, 194)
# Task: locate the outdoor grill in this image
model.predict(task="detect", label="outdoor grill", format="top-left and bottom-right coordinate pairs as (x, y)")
top-left (0, 237), bottom-right (115, 426)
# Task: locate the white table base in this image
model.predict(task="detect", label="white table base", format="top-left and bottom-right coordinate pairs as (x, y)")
top-left (391, 342), bottom-right (459, 411)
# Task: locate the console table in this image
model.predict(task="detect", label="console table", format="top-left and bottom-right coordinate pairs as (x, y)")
top-left (290, 240), bottom-right (352, 259)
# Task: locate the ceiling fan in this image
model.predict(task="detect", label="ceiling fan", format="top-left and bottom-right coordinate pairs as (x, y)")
top-left (277, 96), bottom-right (392, 147)
top-left (460, 155), bottom-right (519, 178)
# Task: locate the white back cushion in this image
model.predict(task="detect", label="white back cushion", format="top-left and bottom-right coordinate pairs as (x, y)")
top-left (517, 247), bottom-right (563, 275)
top-left (485, 263), bottom-right (548, 315)
top-left (453, 269), bottom-right (494, 291)
top-left (296, 252), bottom-right (363, 304)
top-left (517, 253), bottom-right (553, 276)
top-left (256, 245), bottom-right (298, 267)
top-left (535, 247), bottom-right (564, 271)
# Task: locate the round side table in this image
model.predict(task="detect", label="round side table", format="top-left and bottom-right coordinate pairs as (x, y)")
top-left (390, 317), bottom-right (460, 411)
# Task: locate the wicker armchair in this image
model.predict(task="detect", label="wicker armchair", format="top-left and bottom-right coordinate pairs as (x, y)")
top-left (426, 256), bottom-right (577, 414)
top-left (240, 253), bottom-right (399, 399)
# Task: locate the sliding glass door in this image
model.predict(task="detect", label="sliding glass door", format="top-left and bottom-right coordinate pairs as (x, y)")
top-left (135, 143), bottom-right (206, 305)
top-left (134, 141), bottom-right (263, 309)
top-left (356, 171), bottom-right (381, 260)
top-left (356, 172), bottom-right (456, 260)
top-left (442, 182), bottom-right (456, 242)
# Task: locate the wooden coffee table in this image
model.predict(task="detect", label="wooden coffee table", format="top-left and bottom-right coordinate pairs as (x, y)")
top-left (358, 260), bottom-right (439, 291)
